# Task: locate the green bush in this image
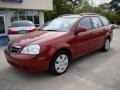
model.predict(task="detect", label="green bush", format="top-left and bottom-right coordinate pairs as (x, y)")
top-left (101, 12), bottom-right (120, 24)
top-left (44, 1), bottom-right (120, 25)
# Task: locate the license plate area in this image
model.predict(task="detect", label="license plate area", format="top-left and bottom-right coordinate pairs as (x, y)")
top-left (19, 30), bottom-right (27, 34)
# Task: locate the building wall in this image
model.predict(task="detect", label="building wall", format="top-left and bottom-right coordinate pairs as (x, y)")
top-left (0, 0), bottom-right (53, 10)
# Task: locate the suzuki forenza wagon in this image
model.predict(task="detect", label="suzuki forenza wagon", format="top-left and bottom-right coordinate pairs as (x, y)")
top-left (4, 13), bottom-right (113, 75)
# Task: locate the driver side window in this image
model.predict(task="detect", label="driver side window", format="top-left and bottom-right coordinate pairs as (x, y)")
top-left (78, 17), bottom-right (92, 30)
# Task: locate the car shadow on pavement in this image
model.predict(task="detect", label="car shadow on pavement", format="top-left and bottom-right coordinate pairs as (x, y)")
top-left (67, 48), bottom-right (117, 77)
top-left (0, 47), bottom-right (117, 90)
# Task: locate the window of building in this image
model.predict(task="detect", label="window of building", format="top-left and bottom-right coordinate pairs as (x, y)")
top-left (25, 11), bottom-right (33, 22)
top-left (10, 10), bottom-right (40, 27)
top-left (0, 10), bottom-right (4, 15)
top-left (78, 17), bottom-right (92, 30)
top-left (19, 10), bottom-right (26, 20)
top-left (11, 10), bottom-right (19, 22)
top-left (0, 10), bottom-right (5, 34)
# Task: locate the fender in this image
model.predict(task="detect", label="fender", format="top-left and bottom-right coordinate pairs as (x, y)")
top-left (48, 42), bottom-right (73, 59)
top-left (105, 30), bottom-right (112, 41)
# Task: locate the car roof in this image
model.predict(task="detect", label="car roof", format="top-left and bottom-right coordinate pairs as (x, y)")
top-left (61, 13), bottom-right (100, 18)
top-left (61, 14), bottom-right (80, 18)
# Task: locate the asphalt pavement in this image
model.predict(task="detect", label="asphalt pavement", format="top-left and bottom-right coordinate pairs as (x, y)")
top-left (0, 29), bottom-right (120, 90)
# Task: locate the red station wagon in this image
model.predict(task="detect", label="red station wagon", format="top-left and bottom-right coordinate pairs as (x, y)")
top-left (4, 13), bottom-right (113, 75)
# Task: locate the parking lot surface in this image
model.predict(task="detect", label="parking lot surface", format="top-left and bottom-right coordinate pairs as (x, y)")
top-left (0, 29), bottom-right (120, 90)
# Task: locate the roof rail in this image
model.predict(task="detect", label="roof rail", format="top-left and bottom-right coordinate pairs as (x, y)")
top-left (80, 13), bottom-right (100, 16)
top-left (58, 13), bottom-right (100, 18)
top-left (58, 14), bottom-right (76, 17)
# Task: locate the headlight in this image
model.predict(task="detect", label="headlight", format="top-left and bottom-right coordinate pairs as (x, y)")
top-left (21, 45), bottom-right (40, 55)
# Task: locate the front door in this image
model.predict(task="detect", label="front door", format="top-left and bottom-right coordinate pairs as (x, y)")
top-left (0, 15), bottom-right (5, 35)
top-left (72, 17), bottom-right (94, 57)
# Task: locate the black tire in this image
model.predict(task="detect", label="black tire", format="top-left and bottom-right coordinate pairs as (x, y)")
top-left (49, 51), bottom-right (70, 75)
top-left (101, 38), bottom-right (110, 51)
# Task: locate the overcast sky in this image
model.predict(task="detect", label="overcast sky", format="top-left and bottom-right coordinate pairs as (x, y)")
top-left (90, 0), bottom-right (112, 5)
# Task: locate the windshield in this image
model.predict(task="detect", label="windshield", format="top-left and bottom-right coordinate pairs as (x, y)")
top-left (41, 17), bottom-right (78, 32)
top-left (11, 21), bottom-right (34, 28)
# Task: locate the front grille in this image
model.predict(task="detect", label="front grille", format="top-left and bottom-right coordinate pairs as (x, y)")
top-left (8, 45), bottom-right (21, 53)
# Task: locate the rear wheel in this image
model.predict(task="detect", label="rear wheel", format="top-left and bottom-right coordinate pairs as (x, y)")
top-left (49, 51), bottom-right (70, 75)
top-left (102, 38), bottom-right (110, 51)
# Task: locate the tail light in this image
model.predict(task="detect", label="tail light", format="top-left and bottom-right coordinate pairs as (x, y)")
top-left (28, 28), bottom-right (38, 33)
top-left (8, 29), bottom-right (18, 35)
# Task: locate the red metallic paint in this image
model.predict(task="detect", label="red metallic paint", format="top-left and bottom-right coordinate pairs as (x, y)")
top-left (4, 14), bottom-right (113, 72)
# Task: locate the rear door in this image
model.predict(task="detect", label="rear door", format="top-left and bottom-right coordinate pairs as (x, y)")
top-left (99, 16), bottom-right (113, 39)
top-left (90, 16), bottom-right (106, 49)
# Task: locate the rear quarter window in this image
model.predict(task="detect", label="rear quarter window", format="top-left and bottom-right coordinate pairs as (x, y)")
top-left (99, 16), bottom-right (110, 26)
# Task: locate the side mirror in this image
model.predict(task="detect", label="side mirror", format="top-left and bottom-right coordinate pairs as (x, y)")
top-left (112, 24), bottom-right (118, 29)
top-left (75, 27), bottom-right (87, 35)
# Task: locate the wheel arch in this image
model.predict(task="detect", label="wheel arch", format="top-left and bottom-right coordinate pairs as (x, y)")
top-left (49, 47), bottom-right (72, 75)
top-left (53, 48), bottom-right (72, 61)
top-left (106, 35), bottom-right (111, 42)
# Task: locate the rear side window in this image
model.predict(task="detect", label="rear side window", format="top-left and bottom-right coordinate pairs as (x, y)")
top-left (91, 17), bottom-right (103, 28)
top-left (99, 16), bottom-right (110, 26)
top-left (78, 17), bottom-right (92, 30)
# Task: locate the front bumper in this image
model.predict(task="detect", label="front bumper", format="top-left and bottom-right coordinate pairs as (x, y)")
top-left (4, 49), bottom-right (50, 72)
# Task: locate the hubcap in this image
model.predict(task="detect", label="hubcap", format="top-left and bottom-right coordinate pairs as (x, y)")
top-left (55, 54), bottom-right (69, 73)
top-left (105, 39), bottom-right (110, 50)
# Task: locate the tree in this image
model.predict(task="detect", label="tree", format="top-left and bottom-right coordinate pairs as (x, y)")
top-left (66, 0), bottom-right (82, 10)
top-left (75, 2), bottom-right (120, 24)
top-left (74, 1), bottom-right (101, 14)
top-left (109, 0), bottom-right (120, 14)
top-left (45, 0), bottom-right (82, 22)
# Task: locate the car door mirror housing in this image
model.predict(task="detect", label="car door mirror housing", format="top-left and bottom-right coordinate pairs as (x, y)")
top-left (75, 27), bottom-right (87, 35)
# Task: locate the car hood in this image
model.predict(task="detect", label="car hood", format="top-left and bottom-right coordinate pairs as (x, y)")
top-left (10, 26), bottom-right (36, 31)
top-left (9, 31), bottom-right (67, 47)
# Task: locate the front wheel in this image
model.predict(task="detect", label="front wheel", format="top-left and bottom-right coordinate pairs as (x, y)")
top-left (49, 51), bottom-right (70, 75)
top-left (102, 38), bottom-right (110, 51)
